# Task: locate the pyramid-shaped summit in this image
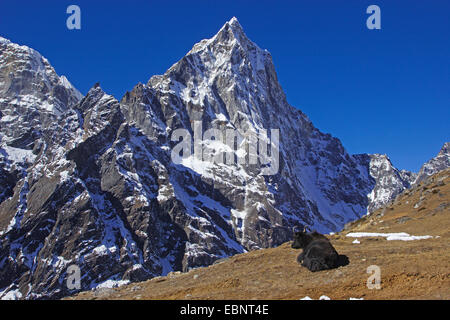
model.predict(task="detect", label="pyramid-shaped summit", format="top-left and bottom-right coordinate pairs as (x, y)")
top-left (188, 17), bottom-right (252, 52)
top-left (158, 16), bottom-right (273, 93)
top-left (143, 16), bottom-right (288, 128)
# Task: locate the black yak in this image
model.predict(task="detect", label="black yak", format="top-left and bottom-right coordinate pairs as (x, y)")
top-left (291, 226), bottom-right (348, 272)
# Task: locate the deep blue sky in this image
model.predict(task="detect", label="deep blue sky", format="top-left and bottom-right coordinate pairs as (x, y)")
top-left (1, 0), bottom-right (448, 172)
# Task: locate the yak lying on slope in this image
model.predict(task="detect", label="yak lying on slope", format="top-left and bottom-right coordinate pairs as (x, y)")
top-left (291, 227), bottom-right (347, 272)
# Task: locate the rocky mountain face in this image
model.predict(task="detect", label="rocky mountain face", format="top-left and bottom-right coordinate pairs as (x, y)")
top-left (354, 154), bottom-right (416, 213)
top-left (414, 142), bottom-right (450, 184)
top-left (0, 36), bottom-right (82, 205)
top-left (354, 143), bottom-right (450, 213)
top-left (0, 19), bottom-right (448, 299)
top-left (0, 36), bottom-right (82, 147)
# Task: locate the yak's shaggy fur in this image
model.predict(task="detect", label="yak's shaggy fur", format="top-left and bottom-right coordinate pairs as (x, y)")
top-left (291, 229), bottom-right (348, 272)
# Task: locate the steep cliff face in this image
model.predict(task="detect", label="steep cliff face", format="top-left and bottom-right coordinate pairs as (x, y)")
top-left (0, 36), bottom-right (81, 147)
top-left (353, 142), bottom-right (449, 214)
top-left (0, 18), bottom-right (448, 299)
top-left (354, 154), bottom-right (416, 213)
top-left (414, 142), bottom-right (450, 184)
top-left (0, 36), bottom-right (82, 205)
top-left (0, 84), bottom-right (186, 299)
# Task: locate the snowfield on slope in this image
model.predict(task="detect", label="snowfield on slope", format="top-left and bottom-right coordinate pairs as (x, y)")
top-left (346, 232), bottom-right (435, 241)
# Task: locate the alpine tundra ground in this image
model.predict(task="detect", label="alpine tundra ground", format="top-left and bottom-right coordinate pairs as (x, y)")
top-left (68, 169), bottom-right (450, 300)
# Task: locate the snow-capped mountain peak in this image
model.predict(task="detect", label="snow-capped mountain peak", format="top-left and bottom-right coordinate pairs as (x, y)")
top-left (189, 17), bottom-right (254, 53)
top-left (414, 142), bottom-right (450, 184)
top-left (438, 142), bottom-right (450, 156)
